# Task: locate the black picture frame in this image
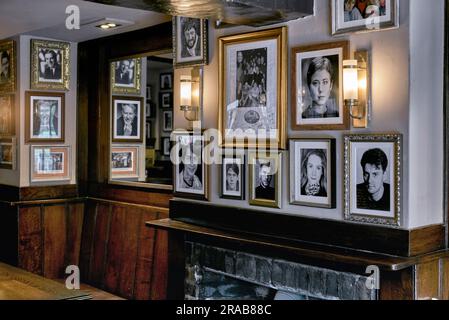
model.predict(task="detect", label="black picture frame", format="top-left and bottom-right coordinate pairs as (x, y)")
top-left (160, 72), bottom-right (173, 90)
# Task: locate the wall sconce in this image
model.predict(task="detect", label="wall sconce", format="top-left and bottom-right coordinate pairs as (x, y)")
top-left (343, 51), bottom-right (370, 128)
top-left (180, 69), bottom-right (201, 124)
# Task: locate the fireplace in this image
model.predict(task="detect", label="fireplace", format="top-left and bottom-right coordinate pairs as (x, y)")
top-left (184, 242), bottom-right (377, 300)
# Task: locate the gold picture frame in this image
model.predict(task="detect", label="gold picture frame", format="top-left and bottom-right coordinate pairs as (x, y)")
top-left (0, 137), bottom-right (16, 170)
top-left (31, 39), bottom-right (70, 91)
top-left (248, 151), bottom-right (282, 209)
top-left (0, 40), bottom-right (17, 94)
top-left (0, 94), bottom-right (15, 136)
top-left (219, 27), bottom-right (288, 149)
top-left (111, 58), bottom-right (142, 95)
top-left (344, 133), bottom-right (402, 227)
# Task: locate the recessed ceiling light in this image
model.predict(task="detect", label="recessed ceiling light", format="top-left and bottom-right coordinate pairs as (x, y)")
top-left (96, 22), bottom-right (122, 30)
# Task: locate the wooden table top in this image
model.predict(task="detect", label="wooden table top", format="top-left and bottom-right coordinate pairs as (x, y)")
top-left (0, 263), bottom-right (91, 300)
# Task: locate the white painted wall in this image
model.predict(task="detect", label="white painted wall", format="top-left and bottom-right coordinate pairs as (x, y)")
top-left (173, 0), bottom-right (445, 229)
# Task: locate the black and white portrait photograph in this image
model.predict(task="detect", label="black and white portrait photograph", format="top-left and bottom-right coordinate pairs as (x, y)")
top-left (160, 92), bottom-right (173, 108)
top-left (0, 95), bottom-right (14, 136)
top-left (111, 146), bottom-right (138, 179)
top-left (146, 121), bottom-right (151, 140)
top-left (0, 138), bottom-right (15, 170)
top-left (344, 134), bottom-right (402, 226)
top-left (290, 139), bottom-right (336, 208)
top-left (112, 96), bottom-right (143, 142)
top-left (31, 146), bottom-right (70, 182)
top-left (292, 42), bottom-right (349, 130)
top-left (163, 111), bottom-right (173, 132)
top-left (162, 137), bottom-right (170, 156)
top-left (31, 39), bottom-right (70, 90)
top-left (220, 27), bottom-right (287, 149)
top-left (173, 16), bottom-right (208, 68)
top-left (26, 91), bottom-right (64, 143)
top-left (332, 0), bottom-right (399, 35)
top-left (221, 154), bottom-right (245, 200)
top-left (0, 39), bottom-right (16, 93)
top-left (249, 152), bottom-right (281, 208)
top-left (173, 132), bottom-right (207, 199)
top-left (111, 58), bottom-right (141, 94)
top-left (160, 73), bottom-right (173, 90)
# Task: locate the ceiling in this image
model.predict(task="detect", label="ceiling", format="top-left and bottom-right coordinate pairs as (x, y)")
top-left (0, 0), bottom-right (171, 42)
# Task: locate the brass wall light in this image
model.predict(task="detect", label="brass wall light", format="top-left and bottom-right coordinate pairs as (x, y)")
top-left (343, 51), bottom-right (370, 128)
top-left (180, 68), bottom-right (202, 124)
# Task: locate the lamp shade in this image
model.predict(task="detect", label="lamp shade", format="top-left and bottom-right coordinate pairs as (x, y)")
top-left (343, 60), bottom-right (358, 101)
top-left (180, 75), bottom-right (192, 106)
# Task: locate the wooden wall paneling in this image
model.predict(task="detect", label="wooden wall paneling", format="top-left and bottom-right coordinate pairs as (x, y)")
top-left (163, 230), bottom-right (185, 300)
top-left (43, 205), bottom-right (67, 279)
top-left (19, 185), bottom-right (78, 201)
top-left (379, 268), bottom-right (414, 300)
top-left (442, 258), bottom-right (449, 300)
top-left (0, 202), bottom-right (18, 265)
top-left (89, 203), bottom-right (111, 287)
top-left (133, 208), bottom-right (159, 300)
top-left (18, 206), bottom-right (43, 275)
top-left (64, 203), bottom-right (85, 269)
top-left (79, 200), bottom-right (97, 283)
top-left (415, 260), bottom-right (441, 300)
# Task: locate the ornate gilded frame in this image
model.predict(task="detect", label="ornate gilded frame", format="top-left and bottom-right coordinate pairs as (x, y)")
top-left (344, 133), bottom-right (402, 227)
top-left (248, 151), bottom-right (282, 209)
top-left (0, 137), bottom-right (16, 170)
top-left (0, 94), bottom-right (15, 136)
top-left (173, 16), bottom-right (208, 68)
top-left (0, 40), bottom-right (17, 94)
top-left (218, 27), bottom-right (288, 149)
top-left (110, 58), bottom-right (142, 95)
top-left (31, 39), bottom-right (70, 91)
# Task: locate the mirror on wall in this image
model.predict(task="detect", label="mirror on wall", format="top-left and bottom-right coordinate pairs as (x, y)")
top-left (109, 51), bottom-right (174, 189)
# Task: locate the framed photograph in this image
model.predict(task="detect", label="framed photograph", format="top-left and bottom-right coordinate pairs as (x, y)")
top-left (162, 137), bottom-right (171, 156)
top-left (344, 133), bottom-right (402, 226)
top-left (0, 94), bottom-right (15, 136)
top-left (289, 139), bottom-right (336, 208)
top-left (163, 111), bottom-right (173, 132)
top-left (160, 73), bottom-right (173, 90)
top-left (0, 40), bottom-right (16, 94)
top-left (146, 85), bottom-right (152, 100)
top-left (332, 0), bottom-right (399, 36)
top-left (160, 92), bottom-right (173, 108)
top-left (111, 58), bottom-right (141, 95)
top-left (173, 132), bottom-right (208, 200)
top-left (248, 151), bottom-right (282, 209)
top-left (221, 153), bottom-right (245, 200)
top-left (145, 101), bottom-right (151, 118)
top-left (173, 16), bottom-right (208, 68)
top-left (146, 121), bottom-right (151, 140)
top-left (25, 91), bottom-right (64, 143)
top-left (111, 146), bottom-right (139, 179)
top-left (30, 145), bottom-right (70, 182)
top-left (219, 27), bottom-right (288, 149)
top-left (112, 96), bottom-right (144, 143)
top-left (292, 41), bottom-right (349, 131)
top-left (31, 39), bottom-right (70, 91)
top-left (0, 137), bottom-right (16, 170)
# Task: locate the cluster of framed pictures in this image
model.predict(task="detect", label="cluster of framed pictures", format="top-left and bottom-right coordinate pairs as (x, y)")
top-left (159, 73), bottom-right (173, 134)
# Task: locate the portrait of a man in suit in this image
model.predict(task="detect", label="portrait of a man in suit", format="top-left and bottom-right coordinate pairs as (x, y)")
top-left (0, 50), bottom-right (10, 83)
top-left (39, 49), bottom-right (62, 81)
top-left (115, 60), bottom-right (134, 85)
top-left (255, 160), bottom-right (275, 201)
top-left (116, 103), bottom-right (138, 137)
top-left (181, 17), bottom-right (201, 58)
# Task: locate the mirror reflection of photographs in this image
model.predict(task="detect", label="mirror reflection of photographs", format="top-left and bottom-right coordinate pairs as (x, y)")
top-left (111, 58), bottom-right (141, 94)
top-left (174, 16), bottom-right (208, 68)
top-left (0, 40), bottom-right (16, 93)
top-left (344, 134), bottom-right (402, 226)
top-left (111, 147), bottom-right (138, 178)
top-left (290, 139), bottom-right (336, 208)
top-left (220, 27), bottom-right (287, 149)
top-left (162, 137), bottom-right (170, 156)
top-left (31, 39), bottom-right (69, 90)
top-left (249, 152), bottom-right (282, 208)
top-left (173, 133), bottom-right (207, 199)
top-left (292, 41), bottom-right (349, 130)
top-left (160, 73), bottom-right (173, 90)
top-left (26, 91), bottom-right (64, 143)
top-left (112, 96), bottom-right (143, 143)
top-left (163, 111), bottom-right (173, 132)
top-left (0, 139), bottom-right (15, 169)
top-left (0, 95), bottom-right (14, 136)
top-left (146, 85), bottom-right (152, 100)
top-left (146, 121), bottom-right (151, 140)
top-left (160, 92), bottom-right (172, 108)
top-left (221, 155), bottom-right (245, 200)
top-left (31, 146), bottom-right (70, 182)
top-left (332, 0), bottom-right (399, 35)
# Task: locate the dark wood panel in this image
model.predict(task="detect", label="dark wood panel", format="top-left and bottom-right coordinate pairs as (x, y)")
top-left (79, 201), bottom-right (97, 282)
top-left (170, 200), bottom-right (445, 257)
top-left (20, 185), bottom-right (78, 201)
top-left (442, 258), bottom-right (449, 300)
top-left (43, 205), bottom-right (67, 279)
top-left (0, 184), bottom-right (20, 202)
top-left (380, 268), bottom-right (414, 300)
top-left (150, 229), bottom-right (169, 300)
top-left (65, 203), bottom-right (85, 268)
top-left (415, 260), bottom-right (441, 300)
top-left (0, 202), bottom-right (18, 265)
top-left (164, 230), bottom-right (185, 300)
top-left (18, 207), bottom-right (43, 275)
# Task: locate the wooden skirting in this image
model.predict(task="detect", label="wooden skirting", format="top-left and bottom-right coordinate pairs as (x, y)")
top-left (170, 199), bottom-right (446, 257)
